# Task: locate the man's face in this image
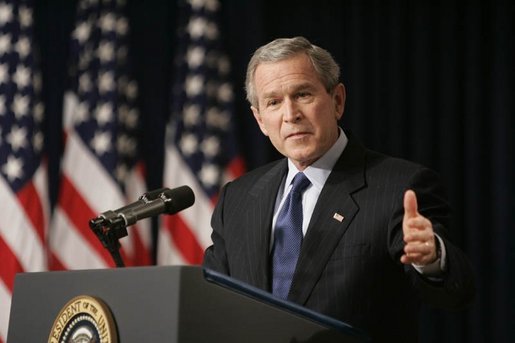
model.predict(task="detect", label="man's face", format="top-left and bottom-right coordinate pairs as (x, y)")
top-left (251, 53), bottom-right (345, 170)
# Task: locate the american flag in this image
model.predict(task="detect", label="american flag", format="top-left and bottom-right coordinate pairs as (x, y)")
top-left (158, 0), bottom-right (244, 265)
top-left (49, 0), bottom-right (151, 270)
top-left (0, 0), bottom-right (48, 341)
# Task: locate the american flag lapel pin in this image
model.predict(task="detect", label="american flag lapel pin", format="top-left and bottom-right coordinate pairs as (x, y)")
top-left (333, 213), bottom-right (344, 222)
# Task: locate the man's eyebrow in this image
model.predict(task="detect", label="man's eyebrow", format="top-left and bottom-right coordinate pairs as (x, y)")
top-left (261, 82), bottom-right (316, 100)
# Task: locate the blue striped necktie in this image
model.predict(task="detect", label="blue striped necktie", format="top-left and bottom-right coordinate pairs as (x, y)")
top-left (272, 172), bottom-right (311, 299)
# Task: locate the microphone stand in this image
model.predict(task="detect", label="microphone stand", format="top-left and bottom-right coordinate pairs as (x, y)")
top-left (89, 211), bottom-right (128, 268)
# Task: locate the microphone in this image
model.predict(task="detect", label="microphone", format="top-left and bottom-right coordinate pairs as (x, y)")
top-left (118, 186), bottom-right (195, 226)
top-left (106, 187), bottom-right (168, 216)
top-left (90, 186), bottom-right (195, 228)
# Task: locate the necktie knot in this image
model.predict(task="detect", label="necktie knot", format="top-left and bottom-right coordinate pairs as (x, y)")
top-left (290, 172), bottom-right (311, 195)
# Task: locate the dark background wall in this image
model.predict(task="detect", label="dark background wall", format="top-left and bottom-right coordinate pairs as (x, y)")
top-left (34, 0), bottom-right (514, 341)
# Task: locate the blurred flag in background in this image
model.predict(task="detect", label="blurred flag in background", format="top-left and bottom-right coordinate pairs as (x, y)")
top-left (49, 0), bottom-right (151, 271)
top-left (158, 0), bottom-right (244, 265)
top-left (0, 0), bottom-right (48, 341)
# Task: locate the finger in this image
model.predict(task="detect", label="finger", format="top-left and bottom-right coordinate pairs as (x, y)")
top-left (403, 190), bottom-right (419, 219)
top-left (401, 253), bottom-right (423, 265)
top-left (404, 241), bottom-right (434, 255)
top-left (401, 241), bottom-right (437, 265)
top-left (404, 217), bottom-right (432, 231)
top-left (404, 230), bottom-right (434, 243)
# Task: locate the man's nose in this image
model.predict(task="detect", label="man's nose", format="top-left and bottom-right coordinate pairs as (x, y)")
top-left (283, 98), bottom-right (300, 122)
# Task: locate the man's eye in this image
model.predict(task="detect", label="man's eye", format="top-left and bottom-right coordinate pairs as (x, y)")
top-left (267, 99), bottom-right (279, 107)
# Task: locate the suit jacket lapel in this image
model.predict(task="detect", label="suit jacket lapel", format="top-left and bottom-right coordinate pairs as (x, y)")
top-left (289, 136), bottom-right (367, 304)
top-left (244, 159), bottom-right (287, 290)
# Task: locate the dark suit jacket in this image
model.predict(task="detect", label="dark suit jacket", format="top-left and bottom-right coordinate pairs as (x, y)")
top-left (203, 134), bottom-right (474, 341)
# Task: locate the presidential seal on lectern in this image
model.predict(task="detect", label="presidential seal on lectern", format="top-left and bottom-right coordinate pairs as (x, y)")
top-left (48, 295), bottom-right (118, 343)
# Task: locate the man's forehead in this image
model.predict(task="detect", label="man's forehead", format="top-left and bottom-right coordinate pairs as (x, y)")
top-left (254, 57), bottom-right (321, 92)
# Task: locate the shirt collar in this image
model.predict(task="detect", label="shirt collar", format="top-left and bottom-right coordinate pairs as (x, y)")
top-left (286, 127), bottom-right (348, 190)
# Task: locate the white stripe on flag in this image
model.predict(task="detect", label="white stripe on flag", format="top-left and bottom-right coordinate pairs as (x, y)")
top-left (157, 226), bottom-right (187, 265)
top-left (0, 178), bottom-right (46, 272)
top-left (63, 131), bottom-right (125, 214)
top-left (163, 146), bottom-right (214, 249)
top-left (50, 208), bottom-right (107, 270)
top-left (0, 280), bottom-right (11, 343)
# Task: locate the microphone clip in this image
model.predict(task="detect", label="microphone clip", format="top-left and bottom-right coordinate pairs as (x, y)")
top-left (89, 212), bottom-right (129, 268)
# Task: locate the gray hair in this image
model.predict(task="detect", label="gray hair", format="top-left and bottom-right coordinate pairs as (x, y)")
top-left (245, 36), bottom-right (341, 108)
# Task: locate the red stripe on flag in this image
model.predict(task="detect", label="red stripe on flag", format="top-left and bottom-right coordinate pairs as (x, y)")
top-left (228, 156), bottom-right (245, 179)
top-left (164, 215), bottom-right (204, 264)
top-left (0, 235), bottom-right (23, 292)
top-left (49, 251), bottom-right (66, 271)
top-left (130, 231), bottom-right (153, 266)
top-left (59, 176), bottom-right (115, 267)
top-left (16, 181), bottom-right (45, 244)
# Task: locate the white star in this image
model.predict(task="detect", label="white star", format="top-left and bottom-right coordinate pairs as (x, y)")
top-left (199, 163), bottom-right (219, 187)
top-left (98, 71), bottom-right (115, 94)
top-left (99, 13), bottom-right (116, 32)
top-left (207, 0), bottom-right (220, 11)
top-left (185, 74), bottom-right (204, 97)
top-left (78, 73), bottom-right (92, 93)
top-left (218, 56), bottom-right (230, 75)
top-left (188, 0), bottom-right (219, 11)
top-left (0, 64), bottom-right (7, 84)
top-left (2, 155), bottom-right (23, 181)
top-left (97, 41), bottom-right (115, 63)
top-left (186, 46), bottom-right (205, 68)
top-left (125, 81), bottom-right (138, 100)
top-left (95, 103), bottom-right (113, 126)
top-left (183, 104), bottom-right (200, 126)
top-left (206, 108), bottom-right (229, 129)
top-left (115, 163), bottom-right (128, 182)
top-left (73, 21), bottom-right (91, 44)
top-left (6, 125), bottom-right (27, 151)
top-left (33, 72), bottom-right (42, 93)
top-left (119, 105), bottom-right (138, 128)
top-left (218, 83), bottom-right (233, 102)
top-left (116, 134), bottom-right (136, 155)
top-left (116, 17), bottom-right (128, 35)
top-left (125, 109), bottom-right (138, 128)
top-left (188, 0), bottom-right (205, 10)
top-left (201, 136), bottom-right (220, 157)
top-left (90, 131), bottom-right (111, 155)
top-left (13, 65), bottom-right (31, 89)
top-left (15, 37), bottom-right (31, 59)
top-left (0, 3), bottom-right (13, 25)
top-left (74, 102), bottom-right (89, 124)
top-left (205, 22), bottom-right (219, 40)
top-left (12, 95), bottom-right (29, 118)
top-left (0, 95), bottom-right (5, 115)
top-left (187, 17), bottom-right (207, 39)
top-left (180, 133), bottom-right (198, 156)
top-left (34, 102), bottom-right (45, 123)
top-left (0, 34), bottom-right (11, 55)
top-left (18, 6), bottom-right (32, 27)
top-left (78, 47), bottom-right (93, 69)
top-left (33, 131), bottom-right (44, 152)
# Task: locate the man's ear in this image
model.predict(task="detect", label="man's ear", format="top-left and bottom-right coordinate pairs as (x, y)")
top-left (333, 83), bottom-right (346, 120)
top-left (251, 106), bottom-right (269, 136)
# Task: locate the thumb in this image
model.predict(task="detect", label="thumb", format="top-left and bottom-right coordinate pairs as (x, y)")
top-left (404, 189), bottom-right (419, 219)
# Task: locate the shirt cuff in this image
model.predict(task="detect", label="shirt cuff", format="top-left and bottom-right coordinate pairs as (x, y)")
top-left (412, 233), bottom-right (447, 277)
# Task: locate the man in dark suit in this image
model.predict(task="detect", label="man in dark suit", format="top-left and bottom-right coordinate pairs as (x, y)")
top-left (203, 37), bottom-right (474, 341)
